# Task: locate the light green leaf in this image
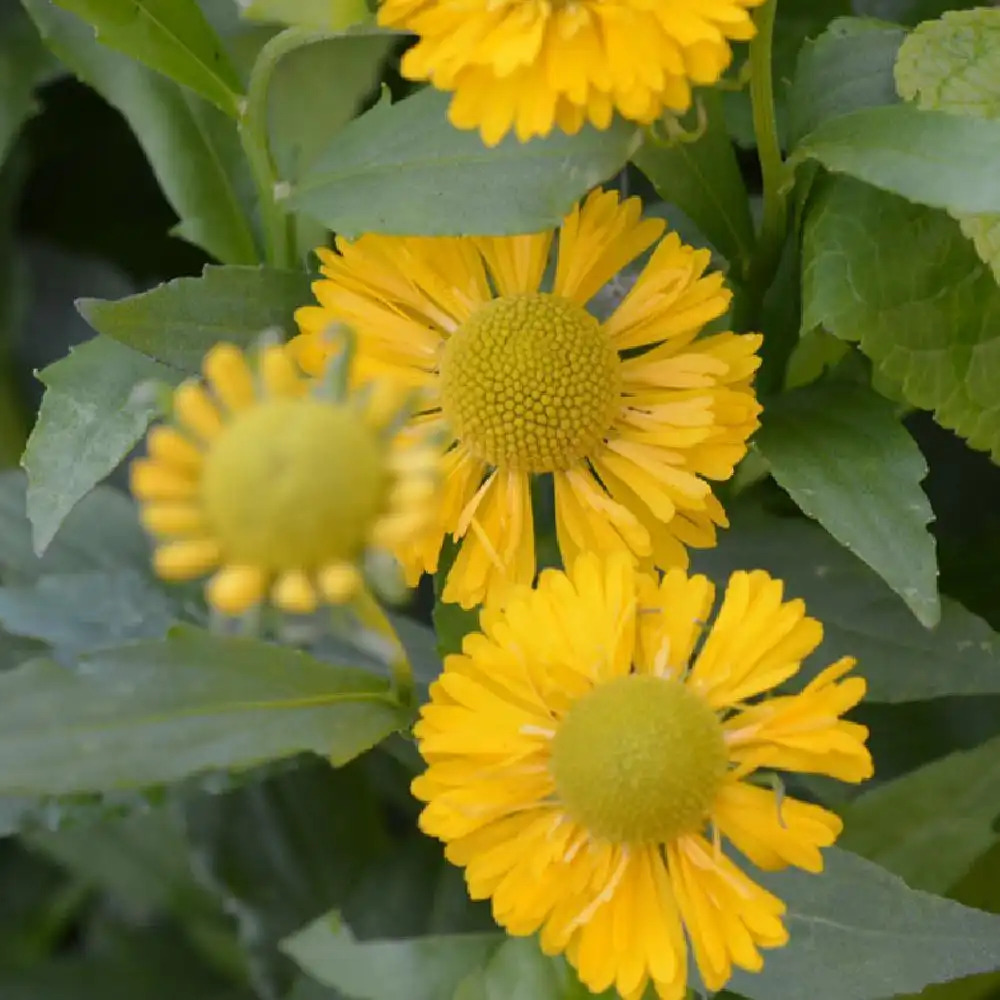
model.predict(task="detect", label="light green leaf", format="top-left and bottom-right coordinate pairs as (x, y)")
top-left (787, 18), bottom-right (906, 146)
top-left (50, 0), bottom-right (243, 116)
top-left (801, 176), bottom-right (1000, 460)
top-left (281, 914), bottom-right (500, 1000)
top-left (266, 29), bottom-right (393, 185)
top-left (21, 0), bottom-right (258, 264)
top-left (0, 625), bottom-right (407, 795)
top-left (756, 381), bottom-right (939, 626)
top-left (840, 734), bottom-right (1000, 894)
top-left (22, 336), bottom-right (172, 556)
top-left (788, 103), bottom-right (1000, 215)
top-left (242, 0), bottom-right (371, 30)
top-left (77, 265), bottom-right (314, 373)
top-left (0, 4), bottom-right (59, 167)
top-left (729, 848), bottom-right (1000, 1000)
top-left (631, 90), bottom-right (754, 270)
top-left (895, 8), bottom-right (1000, 280)
top-left (690, 507), bottom-right (1000, 703)
top-left (284, 86), bottom-right (641, 237)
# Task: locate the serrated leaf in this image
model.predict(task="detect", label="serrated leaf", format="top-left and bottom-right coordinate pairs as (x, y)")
top-left (788, 103), bottom-right (1000, 215)
top-left (284, 86), bottom-right (640, 237)
top-left (729, 848), bottom-right (1000, 1000)
top-left (756, 381), bottom-right (939, 626)
top-left (690, 506), bottom-right (1000, 703)
top-left (787, 18), bottom-right (906, 146)
top-left (77, 265), bottom-right (314, 373)
top-left (0, 625), bottom-right (407, 795)
top-left (840, 734), bottom-right (1000, 894)
top-left (21, 0), bottom-right (258, 264)
top-left (50, 0), bottom-right (243, 116)
top-left (22, 336), bottom-right (172, 556)
top-left (894, 8), bottom-right (1000, 281)
top-left (631, 90), bottom-right (754, 270)
top-left (801, 176), bottom-right (1000, 460)
top-left (281, 915), bottom-right (501, 1000)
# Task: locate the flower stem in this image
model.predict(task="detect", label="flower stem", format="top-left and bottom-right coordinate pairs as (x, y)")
top-left (740, 0), bottom-right (789, 326)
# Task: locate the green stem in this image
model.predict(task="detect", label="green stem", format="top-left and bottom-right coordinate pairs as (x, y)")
top-left (240, 29), bottom-right (326, 269)
top-left (739, 0), bottom-right (789, 327)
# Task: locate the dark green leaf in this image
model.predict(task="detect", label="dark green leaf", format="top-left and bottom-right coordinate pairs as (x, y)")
top-left (789, 104), bottom-right (1000, 215)
top-left (77, 265), bottom-right (314, 373)
top-left (284, 86), bottom-right (640, 237)
top-left (631, 90), bottom-right (754, 271)
top-left (756, 381), bottom-right (939, 626)
top-left (51, 0), bottom-right (244, 116)
top-left (22, 0), bottom-right (259, 264)
top-left (0, 625), bottom-right (407, 795)
top-left (22, 336), bottom-right (171, 556)
top-left (691, 507), bottom-right (1000, 703)
top-left (787, 18), bottom-right (906, 146)
top-left (840, 734), bottom-right (1000, 894)
top-left (801, 176), bottom-right (1000, 461)
top-left (729, 849), bottom-right (1000, 1000)
top-left (281, 914), bottom-right (501, 1000)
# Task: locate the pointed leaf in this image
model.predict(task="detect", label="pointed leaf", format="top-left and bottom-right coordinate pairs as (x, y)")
top-left (756, 381), bottom-right (939, 626)
top-left (0, 626), bottom-right (406, 795)
top-left (284, 86), bottom-right (640, 237)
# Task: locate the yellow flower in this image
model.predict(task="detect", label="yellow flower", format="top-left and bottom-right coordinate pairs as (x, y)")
top-left (378, 0), bottom-right (765, 145)
top-left (413, 554), bottom-right (873, 1000)
top-left (291, 188), bottom-right (762, 609)
top-left (130, 341), bottom-right (438, 615)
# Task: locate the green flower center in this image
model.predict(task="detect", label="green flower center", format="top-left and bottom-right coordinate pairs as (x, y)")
top-left (439, 293), bottom-right (620, 473)
top-left (202, 399), bottom-right (389, 570)
top-left (551, 674), bottom-right (728, 844)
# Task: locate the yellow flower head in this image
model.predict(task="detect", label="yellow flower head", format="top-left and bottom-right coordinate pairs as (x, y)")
top-left (378, 0), bottom-right (765, 145)
top-left (413, 554), bottom-right (873, 999)
top-left (130, 341), bottom-right (438, 615)
top-left (292, 188), bottom-right (762, 609)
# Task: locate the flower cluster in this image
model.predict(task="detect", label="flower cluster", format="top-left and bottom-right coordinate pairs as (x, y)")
top-left (130, 6), bottom-right (872, 993)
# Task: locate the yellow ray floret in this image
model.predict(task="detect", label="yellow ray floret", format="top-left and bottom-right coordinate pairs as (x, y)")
top-left (291, 188), bottom-right (762, 609)
top-left (378, 0), bottom-right (765, 145)
top-left (130, 341), bottom-right (439, 614)
top-left (413, 554), bottom-right (873, 999)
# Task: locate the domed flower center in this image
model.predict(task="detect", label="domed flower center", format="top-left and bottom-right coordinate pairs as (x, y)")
top-left (201, 399), bottom-right (389, 570)
top-left (551, 674), bottom-right (728, 844)
top-left (439, 293), bottom-right (620, 473)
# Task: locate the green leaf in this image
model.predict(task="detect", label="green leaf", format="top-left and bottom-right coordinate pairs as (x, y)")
top-left (21, 0), bottom-right (259, 264)
top-left (631, 90), bottom-right (754, 271)
top-left (77, 265), bottom-right (314, 373)
top-left (787, 18), bottom-right (906, 146)
top-left (241, 0), bottom-right (371, 30)
top-left (0, 4), bottom-right (59, 167)
top-left (0, 570), bottom-right (175, 654)
top-left (21, 336), bottom-right (171, 556)
top-left (788, 103), bottom-right (1000, 215)
top-left (801, 176), bottom-right (1000, 461)
top-left (728, 848), bottom-right (1000, 1000)
top-left (284, 86), bottom-right (641, 237)
top-left (0, 625), bottom-right (407, 795)
top-left (0, 471), bottom-right (150, 583)
top-left (690, 506), bottom-right (1000, 703)
top-left (281, 914), bottom-right (501, 1000)
top-left (895, 8), bottom-right (1000, 281)
top-left (840, 734), bottom-right (1000, 894)
top-left (755, 381), bottom-right (939, 627)
top-left (50, 0), bottom-right (243, 116)
top-left (265, 29), bottom-right (393, 185)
